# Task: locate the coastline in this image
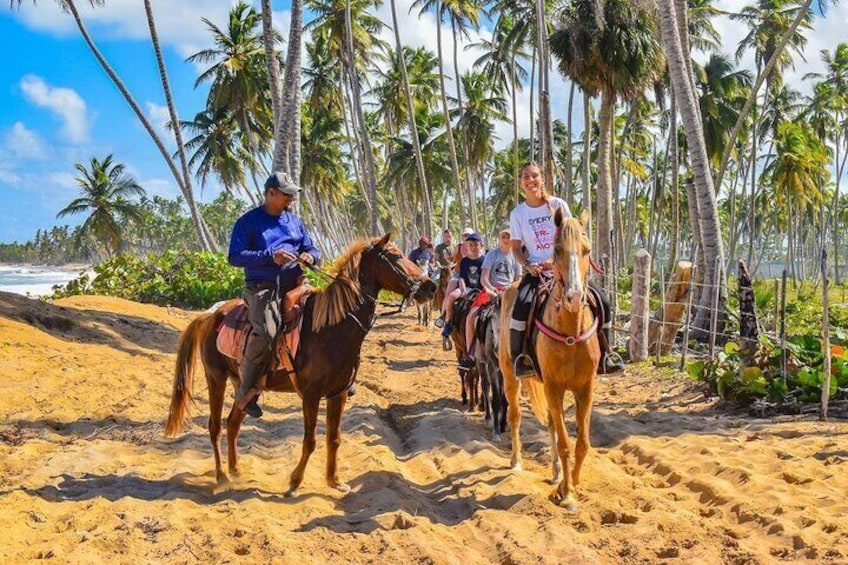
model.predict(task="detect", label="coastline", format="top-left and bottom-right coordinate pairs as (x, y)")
top-left (0, 263), bottom-right (93, 297)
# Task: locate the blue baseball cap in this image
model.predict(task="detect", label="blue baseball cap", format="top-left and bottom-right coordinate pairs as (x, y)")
top-left (465, 232), bottom-right (483, 242)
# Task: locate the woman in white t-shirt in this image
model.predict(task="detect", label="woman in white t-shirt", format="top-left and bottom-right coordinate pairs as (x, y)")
top-left (507, 162), bottom-right (622, 377)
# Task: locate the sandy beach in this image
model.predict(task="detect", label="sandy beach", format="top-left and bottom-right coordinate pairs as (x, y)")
top-left (0, 291), bottom-right (846, 564)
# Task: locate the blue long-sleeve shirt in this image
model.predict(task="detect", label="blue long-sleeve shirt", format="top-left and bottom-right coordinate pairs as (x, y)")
top-left (228, 207), bottom-right (320, 288)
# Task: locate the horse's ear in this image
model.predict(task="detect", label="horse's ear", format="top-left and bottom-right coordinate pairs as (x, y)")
top-left (377, 233), bottom-right (392, 248)
top-left (554, 207), bottom-right (564, 228)
top-left (579, 209), bottom-right (590, 228)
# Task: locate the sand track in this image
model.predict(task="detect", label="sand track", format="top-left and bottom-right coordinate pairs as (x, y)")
top-left (1, 292), bottom-right (846, 564)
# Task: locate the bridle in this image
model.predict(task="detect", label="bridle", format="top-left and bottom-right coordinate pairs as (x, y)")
top-left (536, 226), bottom-right (598, 347)
top-left (302, 243), bottom-right (430, 330)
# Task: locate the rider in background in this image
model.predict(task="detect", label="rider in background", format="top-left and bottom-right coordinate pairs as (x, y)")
top-left (435, 226), bottom-right (474, 329)
top-left (440, 232), bottom-right (484, 349)
top-left (458, 222), bottom-right (521, 373)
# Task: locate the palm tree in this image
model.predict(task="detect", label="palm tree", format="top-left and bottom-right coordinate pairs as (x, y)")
top-left (658, 0), bottom-right (727, 335)
top-left (472, 14), bottom-right (530, 207)
top-left (550, 0), bottom-right (664, 278)
top-left (57, 155), bottom-right (146, 256)
top-left (12, 0), bottom-right (214, 251)
top-left (410, 0), bottom-right (481, 228)
top-left (453, 72), bottom-right (507, 234)
top-left (389, 0), bottom-right (434, 237)
top-left (762, 120), bottom-right (829, 277)
top-left (805, 43), bottom-right (848, 282)
top-left (696, 53), bottom-right (753, 167)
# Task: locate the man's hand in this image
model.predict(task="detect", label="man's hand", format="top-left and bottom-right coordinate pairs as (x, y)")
top-left (298, 252), bottom-right (315, 266)
top-left (273, 249), bottom-right (297, 265)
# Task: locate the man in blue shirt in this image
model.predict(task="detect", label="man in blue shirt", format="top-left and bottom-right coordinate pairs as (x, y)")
top-left (228, 171), bottom-right (320, 418)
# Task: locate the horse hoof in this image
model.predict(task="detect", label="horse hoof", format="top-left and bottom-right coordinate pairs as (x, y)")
top-left (329, 481), bottom-right (351, 494)
top-left (511, 461), bottom-right (523, 472)
top-left (492, 433), bottom-right (501, 443)
top-left (284, 488), bottom-right (298, 498)
top-left (212, 476), bottom-right (232, 494)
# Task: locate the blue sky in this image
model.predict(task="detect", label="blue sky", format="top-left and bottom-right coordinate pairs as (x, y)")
top-left (1, 0), bottom-right (846, 244)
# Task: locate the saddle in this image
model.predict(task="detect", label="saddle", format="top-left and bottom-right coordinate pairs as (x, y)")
top-left (216, 284), bottom-right (313, 374)
top-left (521, 280), bottom-right (606, 379)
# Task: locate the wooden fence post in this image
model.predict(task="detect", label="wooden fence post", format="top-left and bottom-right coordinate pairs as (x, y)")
top-left (821, 249), bottom-right (832, 421)
top-left (649, 261), bottom-right (693, 355)
top-left (630, 249), bottom-right (651, 362)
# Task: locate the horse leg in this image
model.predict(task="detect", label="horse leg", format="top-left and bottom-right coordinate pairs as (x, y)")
top-left (503, 371), bottom-right (523, 471)
top-left (206, 371), bottom-right (228, 484)
top-left (546, 413), bottom-right (563, 485)
top-left (480, 363), bottom-right (491, 422)
top-left (286, 394), bottom-right (320, 496)
top-left (572, 383), bottom-right (594, 487)
top-left (325, 392), bottom-right (350, 494)
top-left (225, 404), bottom-right (247, 478)
top-left (545, 383), bottom-right (577, 510)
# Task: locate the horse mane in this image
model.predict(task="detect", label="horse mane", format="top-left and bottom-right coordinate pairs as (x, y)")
top-left (311, 238), bottom-right (400, 333)
top-left (555, 216), bottom-right (591, 255)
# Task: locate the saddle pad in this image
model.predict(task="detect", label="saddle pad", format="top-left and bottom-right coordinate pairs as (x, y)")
top-left (216, 303), bottom-right (250, 364)
top-left (215, 296), bottom-right (309, 369)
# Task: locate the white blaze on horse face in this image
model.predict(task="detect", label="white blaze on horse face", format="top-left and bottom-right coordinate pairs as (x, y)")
top-left (566, 250), bottom-right (583, 304)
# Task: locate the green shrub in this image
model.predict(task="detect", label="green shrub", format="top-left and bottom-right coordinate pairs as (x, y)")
top-left (52, 251), bottom-right (244, 309)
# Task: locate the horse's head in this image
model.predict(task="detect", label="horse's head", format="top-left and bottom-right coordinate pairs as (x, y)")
top-left (364, 234), bottom-right (436, 301)
top-left (553, 209), bottom-right (592, 312)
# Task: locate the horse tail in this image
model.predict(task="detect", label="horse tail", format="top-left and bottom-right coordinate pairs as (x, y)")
top-left (165, 312), bottom-right (213, 437)
top-left (524, 379), bottom-right (549, 426)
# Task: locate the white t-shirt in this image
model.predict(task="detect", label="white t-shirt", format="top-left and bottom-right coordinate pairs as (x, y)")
top-left (509, 196), bottom-right (572, 263)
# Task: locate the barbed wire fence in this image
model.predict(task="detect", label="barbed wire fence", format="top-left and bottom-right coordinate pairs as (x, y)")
top-left (602, 247), bottom-right (843, 419)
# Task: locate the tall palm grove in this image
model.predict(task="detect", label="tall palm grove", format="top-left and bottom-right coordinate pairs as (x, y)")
top-left (18, 0), bottom-right (848, 336)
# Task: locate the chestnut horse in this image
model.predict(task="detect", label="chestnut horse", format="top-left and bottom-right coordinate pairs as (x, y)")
top-left (498, 209), bottom-right (600, 510)
top-left (165, 234), bottom-right (435, 495)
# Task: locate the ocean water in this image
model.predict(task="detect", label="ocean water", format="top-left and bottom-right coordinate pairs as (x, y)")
top-left (0, 265), bottom-right (87, 297)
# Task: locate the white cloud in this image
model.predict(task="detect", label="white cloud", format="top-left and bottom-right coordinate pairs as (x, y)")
top-left (48, 171), bottom-right (78, 190)
top-left (4, 122), bottom-right (49, 160)
top-left (0, 168), bottom-right (22, 186)
top-left (145, 102), bottom-right (173, 144)
top-left (20, 75), bottom-right (90, 143)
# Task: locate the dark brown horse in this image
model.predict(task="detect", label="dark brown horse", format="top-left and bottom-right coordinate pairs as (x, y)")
top-left (165, 234), bottom-right (435, 495)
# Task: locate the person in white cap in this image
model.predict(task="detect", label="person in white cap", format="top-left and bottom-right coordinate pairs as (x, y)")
top-left (227, 171), bottom-right (320, 418)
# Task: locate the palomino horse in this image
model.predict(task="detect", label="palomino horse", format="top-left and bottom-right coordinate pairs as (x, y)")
top-left (498, 209), bottom-right (600, 510)
top-left (165, 234), bottom-right (435, 495)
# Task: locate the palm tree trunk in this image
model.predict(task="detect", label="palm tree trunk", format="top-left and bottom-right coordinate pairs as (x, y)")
top-left (452, 19), bottom-right (476, 230)
top-left (669, 100), bottom-right (680, 272)
top-left (142, 0), bottom-right (217, 251)
top-left (534, 0), bottom-right (554, 190)
top-left (565, 81), bottom-right (575, 206)
top-left (660, 0), bottom-right (727, 337)
top-left (715, 0), bottom-right (815, 190)
top-left (435, 3), bottom-right (466, 227)
top-left (274, 0), bottom-right (304, 181)
top-left (64, 0), bottom-right (213, 251)
top-left (529, 43), bottom-right (536, 161)
top-left (390, 0), bottom-right (433, 237)
top-left (344, 0), bottom-right (380, 234)
top-left (582, 92), bottom-right (593, 239)
top-left (260, 0), bottom-right (282, 136)
top-left (511, 53), bottom-right (520, 207)
top-left (596, 88), bottom-right (614, 281)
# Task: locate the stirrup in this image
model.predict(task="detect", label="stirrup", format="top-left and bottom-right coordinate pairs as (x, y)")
top-left (513, 354), bottom-right (537, 380)
top-left (442, 335), bottom-right (453, 351)
top-left (599, 351), bottom-right (625, 375)
top-left (434, 316), bottom-right (445, 328)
